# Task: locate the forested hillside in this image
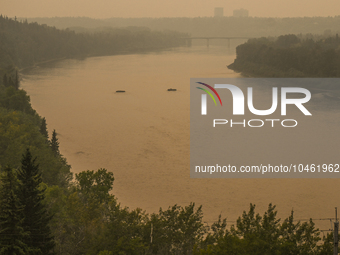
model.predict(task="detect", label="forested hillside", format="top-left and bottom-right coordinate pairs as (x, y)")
top-left (26, 16), bottom-right (340, 38)
top-left (228, 34), bottom-right (340, 77)
top-left (0, 15), bottom-right (187, 69)
top-left (0, 68), bottom-right (72, 188)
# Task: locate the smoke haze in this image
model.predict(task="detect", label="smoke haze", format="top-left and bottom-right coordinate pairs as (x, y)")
top-left (2, 0), bottom-right (340, 18)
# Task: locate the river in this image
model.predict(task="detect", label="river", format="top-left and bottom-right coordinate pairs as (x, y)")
top-left (21, 46), bottom-right (340, 230)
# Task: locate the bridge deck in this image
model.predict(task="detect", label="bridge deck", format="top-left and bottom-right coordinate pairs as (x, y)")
top-left (181, 37), bottom-right (252, 39)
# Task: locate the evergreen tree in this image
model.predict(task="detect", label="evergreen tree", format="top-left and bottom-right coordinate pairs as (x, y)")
top-left (14, 70), bottom-right (19, 90)
top-left (0, 166), bottom-right (28, 255)
top-left (2, 73), bottom-right (8, 87)
top-left (8, 76), bottom-right (13, 87)
top-left (39, 117), bottom-right (49, 140)
top-left (50, 129), bottom-right (60, 156)
top-left (17, 149), bottom-right (55, 254)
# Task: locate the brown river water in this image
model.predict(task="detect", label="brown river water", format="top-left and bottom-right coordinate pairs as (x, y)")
top-left (21, 46), bottom-right (340, 230)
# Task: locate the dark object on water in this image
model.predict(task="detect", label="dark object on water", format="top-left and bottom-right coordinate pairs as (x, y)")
top-left (116, 90), bottom-right (125, 93)
top-left (167, 88), bottom-right (177, 91)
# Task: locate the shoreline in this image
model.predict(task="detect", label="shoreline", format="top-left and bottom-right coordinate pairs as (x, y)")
top-left (19, 57), bottom-right (67, 73)
top-left (19, 46), bottom-right (181, 74)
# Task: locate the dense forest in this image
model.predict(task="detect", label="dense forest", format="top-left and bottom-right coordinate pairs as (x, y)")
top-left (0, 15), bottom-right (187, 70)
top-left (0, 17), bottom-right (337, 254)
top-left (228, 34), bottom-right (340, 77)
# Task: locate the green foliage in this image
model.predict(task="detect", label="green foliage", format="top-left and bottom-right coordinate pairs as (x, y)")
top-left (46, 169), bottom-right (117, 255)
top-left (0, 71), bottom-right (72, 187)
top-left (75, 168), bottom-right (114, 204)
top-left (46, 168), bottom-right (210, 255)
top-left (0, 166), bottom-right (28, 255)
top-left (276, 34), bottom-right (300, 48)
top-left (228, 34), bottom-right (340, 77)
top-left (50, 129), bottom-right (60, 156)
top-left (39, 117), bottom-right (48, 140)
top-left (44, 185), bottom-right (74, 255)
top-left (200, 214), bottom-right (228, 250)
top-left (0, 80), bottom-right (72, 186)
top-left (195, 203), bottom-right (328, 255)
top-left (231, 203), bottom-right (282, 254)
top-left (0, 66), bottom-right (20, 89)
top-left (280, 210), bottom-right (321, 254)
top-left (1, 160), bottom-right (334, 255)
top-left (102, 204), bottom-right (148, 255)
top-left (318, 232), bottom-right (333, 255)
top-left (97, 251), bottom-right (113, 255)
top-left (0, 86), bottom-right (35, 114)
top-left (0, 108), bottom-right (72, 186)
top-left (148, 203), bottom-right (206, 255)
top-left (17, 149), bottom-right (55, 254)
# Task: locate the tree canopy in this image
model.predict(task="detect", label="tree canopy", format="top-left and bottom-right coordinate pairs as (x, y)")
top-left (228, 34), bottom-right (340, 77)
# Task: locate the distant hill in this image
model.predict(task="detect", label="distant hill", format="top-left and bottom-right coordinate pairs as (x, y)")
top-left (23, 16), bottom-right (340, 37)
top-left (0, 15), bottom-right (187, 69)
top-left (24, 17), bottom-right (108, 29)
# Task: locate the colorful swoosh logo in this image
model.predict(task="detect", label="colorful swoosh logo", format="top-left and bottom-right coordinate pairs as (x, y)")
top-left (196, 82), bottom-right (223, 106)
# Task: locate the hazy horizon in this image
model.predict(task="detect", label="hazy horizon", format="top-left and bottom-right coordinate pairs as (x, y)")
top-left (3, 0), bottom-right (340, 19)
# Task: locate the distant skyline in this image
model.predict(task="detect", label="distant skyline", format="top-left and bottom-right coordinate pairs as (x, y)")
top-left (2, 0), bottom-right (340, 19)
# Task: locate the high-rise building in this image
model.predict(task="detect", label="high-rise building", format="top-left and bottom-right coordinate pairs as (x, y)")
top-left (214, 7), bottom-right (224, 17)
top-left (233, 8), bottom-right (249, 17)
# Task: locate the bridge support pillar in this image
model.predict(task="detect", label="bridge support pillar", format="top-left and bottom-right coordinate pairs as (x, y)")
top-left (206, 38), bottom-right (210, 48)
top-left (228, 39), bottom-right (230, 48)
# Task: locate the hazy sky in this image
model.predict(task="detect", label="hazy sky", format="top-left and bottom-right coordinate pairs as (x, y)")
top-left (2, 0), bottom-right (340, 18)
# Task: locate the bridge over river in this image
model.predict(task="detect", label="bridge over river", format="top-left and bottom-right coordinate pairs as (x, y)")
top-left (182, 36), bottom-right (253, 48)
